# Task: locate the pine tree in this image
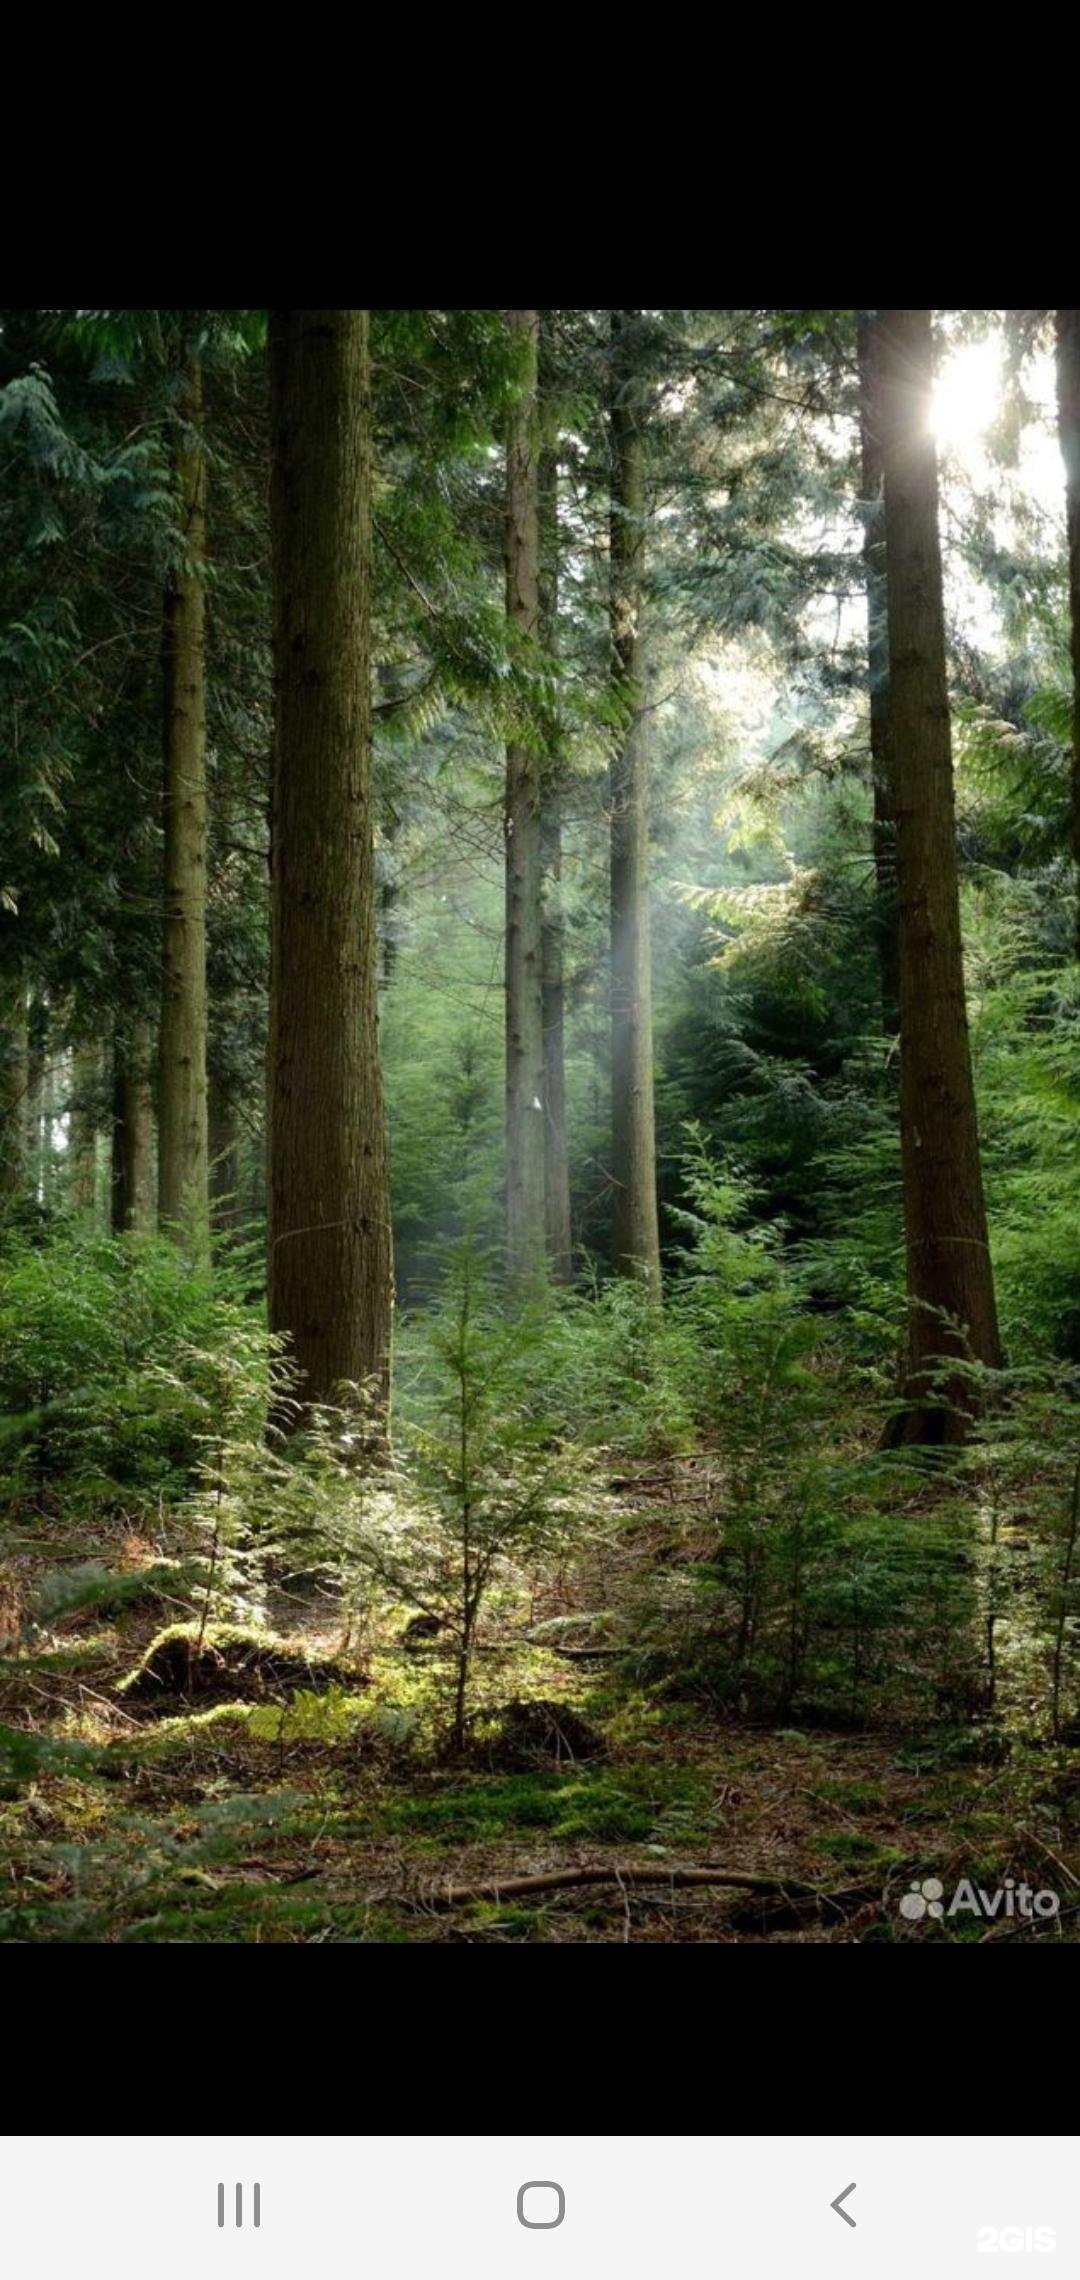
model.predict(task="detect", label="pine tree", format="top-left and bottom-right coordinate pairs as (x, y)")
top-left (856, 311), bottom-right (900, 1034)
top-left (0, 975), bottom-right (27, 1212)
top-left (1055, 308), bottom-right (1080, 961)
top-left (538, 391), bottom-right (572, 1283)
top-left (267, 309), bottom-right (393, 1423)
top-left (67, 1041), bottom-right (99, 1212)
top-left (158, 343), bottom-right (209, 1252)
top-left (208, 1071), bottom-right (241, 1236)
top-left (609, 311), bottom-right (661, 1294)
top-left (111, 1017), bottom-right (152, 1233)
top-left (504, 309), bottom-right (547, 1290)
top-left (877, 307), bottom-right (1002, 1441)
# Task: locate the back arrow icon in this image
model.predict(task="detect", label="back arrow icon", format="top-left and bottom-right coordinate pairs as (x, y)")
top-left (830, 2184), bottom-right (857, 2228)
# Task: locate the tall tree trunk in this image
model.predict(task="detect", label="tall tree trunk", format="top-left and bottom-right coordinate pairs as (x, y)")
top-left (208, 1068), bottom-right (241, 1235)
top-left (111, 1017), bottom-right (153, 1233)
top-left (504, 308), bottom-right (547, 1291)
top-left (1056, 309), bottom-right (1080, 962)
top-left (109, 616), bottom-right (158, 1237)
top-left (877, 308), bottom-right (1002, 1444)
top-left (267, 308), bottom-right (393, 1425)
top-left (609, 311), bottom-right (661, 1296)
top-left (158, 347), bottom-right (209, 1253)
top-left (539, 421), bottom-right (572, 1283)
top-left (542, 809), bottom-right (572, 1281)
top-left (247, 1132), bottom-right (265, 1227)
top-left (0, 975), bottom-right (28, 1211)
top-left (26, 993), bottom-right (45, 1205)
top-left (68, 1041), bottom-right (99, 1212)
top-left (39, 1034), bottom-right (57, 1212)
top-left (856, 312), bottom-right (900, 1036)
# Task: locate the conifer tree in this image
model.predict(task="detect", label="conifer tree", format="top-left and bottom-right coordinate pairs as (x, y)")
top-left (267, 308), bottom-right (393, 1423)
top-left (856, 311), bottom-right (900, 1034)
top-left (0, 976), bottom-right (27, 1211)
top-left (111, 1017), bottom-right (152, 1233)
top-left (68, 1041), bottom-right (100, 1211)
top-left (1055, 308), bottom-right (1080, 961)
top-left (503, 309), bottom-right (547, 1288)
top-left (877, 307), bottom-right (1002, 1440)
top-left (538, 360), bottom-right (572, 1283)
top-left (609, 311), bottom-right (661, 1294)
top-left (158, 341), bottom-right (209, 1252)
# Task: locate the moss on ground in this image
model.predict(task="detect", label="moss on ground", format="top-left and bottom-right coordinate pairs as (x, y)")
top-left (116, 1623), bottom-right (364, 1713)
top-left (2, 1577), bottom-right (1078, 1942)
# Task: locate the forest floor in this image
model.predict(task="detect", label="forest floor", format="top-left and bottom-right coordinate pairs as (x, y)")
top-left (3, 1472), bottom-right (1079, 1943)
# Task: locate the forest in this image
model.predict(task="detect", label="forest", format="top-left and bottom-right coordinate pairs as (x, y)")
top-left (1, 306), bottom-right (1078, 1945)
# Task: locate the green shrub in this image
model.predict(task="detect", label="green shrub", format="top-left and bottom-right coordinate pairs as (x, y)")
top-left (359, 1237), bottom-right (593, 1748)
top-left (0, 1227), bottom-right (267, 1518)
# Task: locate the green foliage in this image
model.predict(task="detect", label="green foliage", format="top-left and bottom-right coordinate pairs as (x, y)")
top-left (957, 1363), bottom-right (1080, 1739)
top-left (575, 1138), bottom-right (980, 1722)
top-left (0, 1784), bottom-right (305, 1942)
top-left (358, 1238), bottom-right (592, 1747)
top-left (974, 946), bottom-right (1080, 1358)
top-left (549, 1272), bottom-right (697, 1457)
top-left (0, 1227), bottom-right (266, 1515)
top-left (27, 1558), bottom-right (201, 1630)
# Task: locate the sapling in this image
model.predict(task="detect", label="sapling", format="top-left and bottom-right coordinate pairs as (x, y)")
top-left (350, 1236), bottom-right (587, 1749)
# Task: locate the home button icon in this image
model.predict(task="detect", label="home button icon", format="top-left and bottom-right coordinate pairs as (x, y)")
top-left (517, 2183), bottom-right (565, 2230)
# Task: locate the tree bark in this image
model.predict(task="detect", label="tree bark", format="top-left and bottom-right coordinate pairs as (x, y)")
top-left (1055, 309), bottom-right (1080, 962)
top-left (0, 975), bottom-right (28, 1211)
top-left (111, 1017), bottom-right (153, 1233)
top-left (539, 421), bottom-right (572, 1283)
top-left (26, 993), bottom-right (45, 1205)
top-left (68, 1041), bottom-right (99, 1212)
top-left (426, 1861), bottom-right (851, 1909)
top-left (504, 309), bottom-right (547, 1292)
top-left (158, 347), bottom-right (209, 1253)
top-left (877, 309), bottom-right (1002, 1443)
top-left (39, 1031), bottom-right (57, 1211)
top-left (208, 1068), bottom-right (241, 1235)
top-left (267, 308), bottom-right (393, 1425)
top-left (609, 312), bottom-right (661, 1296)
top-left (856, 312), bottom-right (900, 1035)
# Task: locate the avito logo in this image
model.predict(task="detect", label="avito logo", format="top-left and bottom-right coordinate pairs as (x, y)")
top-left (899, 1873), bottom-right (1059, 1923)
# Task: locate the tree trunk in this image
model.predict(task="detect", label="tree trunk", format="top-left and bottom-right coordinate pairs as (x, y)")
top-left (246, 1136), bottom-right (265, 1228)
top-left (158, 348), bottom-right (209, 1254)
top-left (267, 308), bottom-right (393, 1425)
top-left (39, 1034), bottom-right (58, 1212)
top-left (504, 309), bottom-right (547, 1292)
top-left (542, 810), bottom-right (572, 1281)
top-left (111, 1017), bottom-right (153, 1233)
top-left (1055, 309), bottom-right (1080, 962)
top-left (26, 994), bottom-right (45, 1205)
top-left (539, 422), bottom-right (572, 1283)
top-left (208, 1069), bottom-right (241, 1235)
top-left (877, 308), bottom-right (1002, 1443)
top-left (68, 1041), bottom-right (99, 1213)
top-left (0, 975), bottom-right (28, 1211)
top-left (856, 312), bottom-right (900, 1036)
top-left (609, 311), bottom-right (661, 1296)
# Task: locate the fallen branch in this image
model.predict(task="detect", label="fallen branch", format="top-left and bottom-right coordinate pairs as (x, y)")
top-left (425, 1862), bottom-right (856, 1910)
